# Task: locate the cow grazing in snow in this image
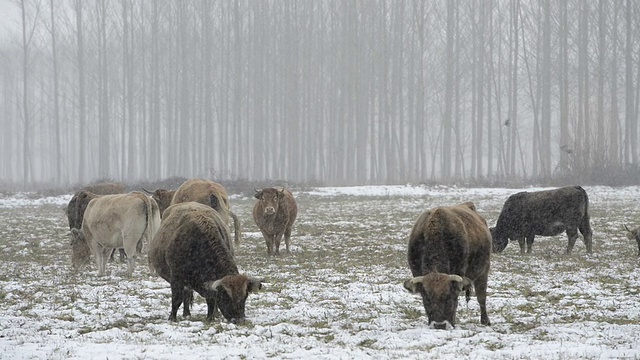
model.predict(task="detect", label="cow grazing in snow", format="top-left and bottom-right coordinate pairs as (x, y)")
top-left (66, 183), bottom-right (129, 262)
top-left (253, 187), bottom-right (298, 255)
top-left (142, 188), bottom-right (176, 218)
top-left (70, 192), bottom-right (161, 276)
top-left (624, 224), bottom-right (640, 256)
top-left (404, 202), bottom-right (491, 329)
top-left (170, 179), bottom-right (241, 251)
top-left (148, 201), bottom-right (262, 323)
top-left (490, 186), bottom-right (593, 254)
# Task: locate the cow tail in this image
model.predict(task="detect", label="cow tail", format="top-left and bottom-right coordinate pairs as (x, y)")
top-left (135, 192), bottom-right (152, 255)
top-left (229, 210), bottom-right (242, 246)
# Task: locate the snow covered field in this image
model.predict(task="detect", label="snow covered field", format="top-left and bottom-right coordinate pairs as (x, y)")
top-left (1, 185), bottom-right (640, 359)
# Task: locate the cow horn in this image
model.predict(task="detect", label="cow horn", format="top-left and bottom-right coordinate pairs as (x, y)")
top-left (624, 224), bottom-right (631, 232)
top-left (410, 276), bottom-right (425, 284)
top-left (247, 276), bottom-right (263, 292)
top-left (254, 188), bottom-right (260, 193)
top-left (449, 275), bottom-right (464, 283)
top-left (141, 187), bottom-right (153, 194)
top-left (210, 279), bottom-right (223, 290)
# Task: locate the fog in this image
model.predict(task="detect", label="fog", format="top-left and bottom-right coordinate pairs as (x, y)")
top-left (0, 0), bottom-right (639, 188)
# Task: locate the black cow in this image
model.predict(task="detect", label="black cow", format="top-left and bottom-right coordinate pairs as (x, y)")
top-left (491, 186), bottom-right (593, 254)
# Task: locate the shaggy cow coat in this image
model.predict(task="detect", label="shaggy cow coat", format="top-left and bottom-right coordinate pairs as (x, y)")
top-left (404, 202), bottom-right (491, 329)
top-left (148, 202), bottom-right (261, 323)
top-left (491, 186), bottom-right (593, 254)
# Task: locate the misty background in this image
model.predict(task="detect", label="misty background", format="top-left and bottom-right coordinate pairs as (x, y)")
top-left (0, 0), bottom-right (639, 188)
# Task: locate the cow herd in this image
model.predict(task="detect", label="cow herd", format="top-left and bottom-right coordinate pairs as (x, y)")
top-left (66, 179), bottom-right (297, 324)
top-left (65, 182), bottom-right (637, 329)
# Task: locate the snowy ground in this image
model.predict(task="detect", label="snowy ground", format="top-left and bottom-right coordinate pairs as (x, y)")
top-left (1, 185), bottom-right (640, 359)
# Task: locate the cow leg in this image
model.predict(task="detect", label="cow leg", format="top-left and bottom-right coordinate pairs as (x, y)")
top-left (119, 248), bottom-right (127, 263)
top-left (274, 233), bottom-right (284, 255)
top-left (525, 235), bottom-right (535, 254)
top-left (97, 248), bottom-right (111, 276)
top-left (123, 244), bottom-right (138, 277)
top-left (284, 226), bottom-right (292, 253)
top-left (517, 238), bottom-right (526, 254)
top-left (182, 289), bottom-right (193, 317)
top-left (169, 281), bottom-right (185, 321)
top-left (261, 230), bottom-right (274, 255)
top-left (566, 228), bottom-right (579, 254)
top-left (578, 217), bottom-right (593, 254)
top-left (205, 297), bottom-right (218, 321)
top-left (473, 276), bottom-right (491, 326)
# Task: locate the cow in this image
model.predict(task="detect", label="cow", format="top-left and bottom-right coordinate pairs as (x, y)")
top-left (142, 188), bottom-right (176, 218)
top-left (253, 187), bottom-right (298, 255)
top-left (80, 182), bottom-right (127, 195)
top-left (624, 224), bottom-right (640, 255)
top-left (66, 182), bottom-right (128, 230)
top-left (403, 202), bottom-right (491, 329)
top-left (490, 186), bottom-right (593, 255)
top-left (70, 191), bottom-right (161, 277)
top-left (170, 179), bottom-right (241, 250)
top-left (66, 186), bottom-right (129, 263)
top-left (148, 201), bottom-right (262, 323)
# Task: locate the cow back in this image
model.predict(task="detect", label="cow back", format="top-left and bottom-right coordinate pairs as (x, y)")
top-left (82, 192), bottom-right (158, 251)
top-left (171, 179), bottom-right (230, 222)
top-left (408, 203), bottom-right (491, 278)
top-left (149, 202), bottom-right (237, 282)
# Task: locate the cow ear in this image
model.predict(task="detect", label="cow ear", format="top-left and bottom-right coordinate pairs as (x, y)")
top-left (403, 277), bottom-right (423, 293)
top-left (254, 189), bottom-right (262, 199)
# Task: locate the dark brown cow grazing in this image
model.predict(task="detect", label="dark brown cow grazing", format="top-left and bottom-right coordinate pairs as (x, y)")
top-left (404, 202), bottom-right (491, 329)
top-left (490, 186), bottom-right (593, 254)
top-left (142, 188), bottom-right (176, 218)
top-left (253, 188), bottom-right (298, 255)
top-left (171, 179), bottom-right (241, 250)
top-left (148, 202), bottom-right (262, 323)
top-left (624, 225), bottom-right (640, 255)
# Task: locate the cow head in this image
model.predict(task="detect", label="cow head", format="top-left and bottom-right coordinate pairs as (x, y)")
top-left (254, 188), bottom-right (285, 216)
top-left (69, 228), bottom-right (91, 270)
top-left (144, 188), bottom-right (175, 218)
top-left (403, 273), bottom-right (472, 329)
top-left (490, 227), bottom-right (508, 253)
top-left (206, 274), bottom-right (262, 323)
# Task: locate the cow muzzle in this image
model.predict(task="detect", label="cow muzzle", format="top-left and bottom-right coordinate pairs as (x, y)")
top-left (429, 320), bottom-right (453, 330)
top-left (229, 317), bottom-right (246, 325)
top-left (264, 207), bottom-right (275, 215)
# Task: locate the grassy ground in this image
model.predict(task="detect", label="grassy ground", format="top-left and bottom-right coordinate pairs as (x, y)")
top-left (1, 187), bottom-right (640, 359)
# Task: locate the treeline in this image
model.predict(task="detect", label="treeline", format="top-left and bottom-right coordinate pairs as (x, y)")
top-left (1, 0), bottom-right (639, 187)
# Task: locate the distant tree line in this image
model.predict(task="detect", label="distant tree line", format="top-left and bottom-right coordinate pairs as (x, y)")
top-left (0, 0), bottom-right (639, 187)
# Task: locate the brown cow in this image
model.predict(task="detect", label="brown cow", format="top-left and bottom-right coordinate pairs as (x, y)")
top-left (253, 187), bottom-right (297, 255)
top-left (148, 201), bottom-right (262, 323)
top-left (70, 192), bottom-right (161, 276)
top-left (142, 188), bottom-right (176, 218)
top-left (170, 179), bottom-right (241, 250)
top-left (403, 202), bottom-right (491, 329)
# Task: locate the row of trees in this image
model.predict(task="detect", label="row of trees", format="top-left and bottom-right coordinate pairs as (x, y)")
top-left (1, 0), bottom-right (639, 187)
